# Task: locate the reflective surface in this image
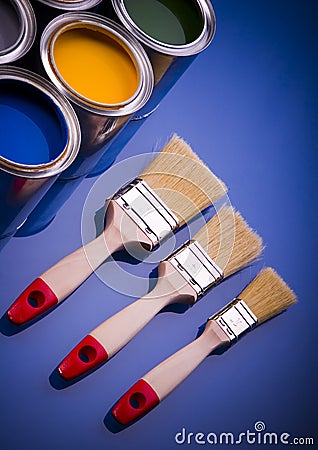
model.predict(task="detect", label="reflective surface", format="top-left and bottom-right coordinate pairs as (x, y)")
top-left (0, 0), bottom-right (317, 448)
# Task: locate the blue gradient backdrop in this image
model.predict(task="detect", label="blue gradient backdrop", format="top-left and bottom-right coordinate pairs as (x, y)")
top-left (0, 1), bottom-right (317, 449)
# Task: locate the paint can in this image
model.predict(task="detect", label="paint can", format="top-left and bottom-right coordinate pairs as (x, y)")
top-left (17, 12), bottom-right (154, 236)
top-left (0, 0), bottom-right (36, 64)
top-left (0, 66), bottom-right (80, 250)
top-left (88, 0), bottom-right (216, 177)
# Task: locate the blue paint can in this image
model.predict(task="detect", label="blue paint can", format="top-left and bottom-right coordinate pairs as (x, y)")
top-left (0, 66), bottom-right (80, 249)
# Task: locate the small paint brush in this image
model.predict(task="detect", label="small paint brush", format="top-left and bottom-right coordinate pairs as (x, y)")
top-left (7, 135), bottom-right (227, 325)
top-left (57, 207), bottom-right (262, 380)
top-left (111, 268), bottom-right (297, 425)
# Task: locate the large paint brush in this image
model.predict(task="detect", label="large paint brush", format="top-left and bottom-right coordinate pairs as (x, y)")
top-left (58, 207), bottom-right (262, 380)
top-left (112, 268), bottom-right (296, 425)
top-left (7, 135), bottom-right (227, 324)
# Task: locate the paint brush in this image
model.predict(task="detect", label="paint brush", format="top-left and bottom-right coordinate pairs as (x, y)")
top-left (7, 135), bottom-right (227, 325)
top-left (57, 207), bottom-right (262, 380)
top-left (111, 268), bottom-right (297, 425)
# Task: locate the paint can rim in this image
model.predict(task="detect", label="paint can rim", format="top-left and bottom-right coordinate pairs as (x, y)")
top-left (0, 66), bottom-right (81, 178)
top-left (40, 12), bottom-right (154, 116)
top-left (34, 0), bottom-right (103, 12)
top-left (111, 0), bottom-right (216, 56)
top-left (0, 0), bottom-right (37, 64)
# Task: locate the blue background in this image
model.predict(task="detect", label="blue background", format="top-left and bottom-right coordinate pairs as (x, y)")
top-left (0, 0), bottom-right (317, 448)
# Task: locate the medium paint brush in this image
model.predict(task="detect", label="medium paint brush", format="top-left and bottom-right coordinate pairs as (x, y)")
top-left (58, 207), bottom-right (263, 380)
top-left (7, 135), bottom-right (227, 324)
top-left (111, 267), bottom-right (296, 425)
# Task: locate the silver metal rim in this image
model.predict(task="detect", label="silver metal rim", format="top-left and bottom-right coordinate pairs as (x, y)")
top-left (0, 0), bottom-right (37, 64)
top-left (35, 0), bottom-right (102, 12)
top-left (40, 13), bottom-right (154, 116)
top-left (0, 66), bottom-right (81, 178)
top-left (111, 0), bottom-right (216, 56)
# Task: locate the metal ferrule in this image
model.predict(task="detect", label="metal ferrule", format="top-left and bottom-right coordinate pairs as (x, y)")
top-left (210, 298), bottom-right (258, 343)
top-left (113, 178), bottom-right (179, 248)
top-left (166, 240), bottom-right (224, 297)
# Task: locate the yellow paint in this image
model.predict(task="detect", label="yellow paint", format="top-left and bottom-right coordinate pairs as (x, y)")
top-left (53, 25), bottom-right (139, 104)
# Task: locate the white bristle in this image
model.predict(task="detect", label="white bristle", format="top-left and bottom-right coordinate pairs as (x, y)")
top-left (194, 207), bottom-right (263, 277)
top-left (240, 267), bottom-right (297, 323)
top-left (141, 135), bottom-right (227, 226)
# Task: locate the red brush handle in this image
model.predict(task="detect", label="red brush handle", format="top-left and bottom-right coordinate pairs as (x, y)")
top-left (58, 335), bottom-right (108, 380)
top-left (7, 278), bottom-right (58, 325)
top-left (112, 379), bottom-right (160, 425)
top-left (6, 201), bottom-right (156, 326)
top-left (112, 321), bottom-right (230, 425)
top-left (58, 260), bottom-right (198, 381)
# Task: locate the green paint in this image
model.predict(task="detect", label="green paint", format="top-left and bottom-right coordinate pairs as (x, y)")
top-left (123, 0), bottom-right (203, 45)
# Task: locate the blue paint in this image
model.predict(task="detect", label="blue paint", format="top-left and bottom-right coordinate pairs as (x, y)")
top-left (0, 80), bottom-right (68, 165)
